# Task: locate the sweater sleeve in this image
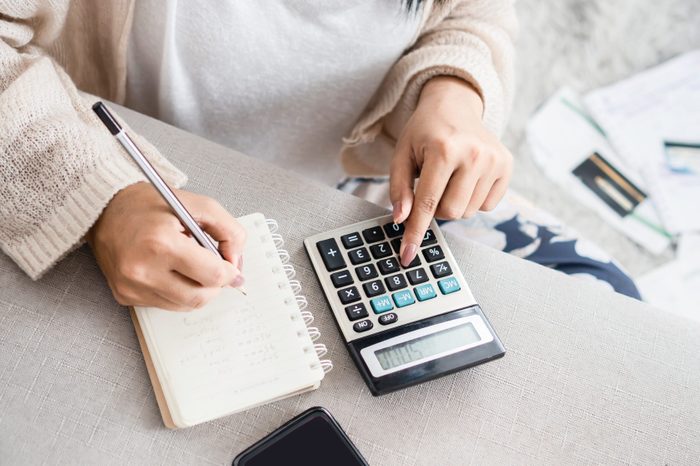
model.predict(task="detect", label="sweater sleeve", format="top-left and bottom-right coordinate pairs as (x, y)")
top-left (345, 0), bottom-right (517, 149)
top-left (0, 1), bottom-right (186, 279)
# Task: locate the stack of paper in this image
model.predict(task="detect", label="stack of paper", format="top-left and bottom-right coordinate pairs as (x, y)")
top-left (527, 88), bottom-right (671, 254)
top-left (527, 50), bottom-right (700, 320)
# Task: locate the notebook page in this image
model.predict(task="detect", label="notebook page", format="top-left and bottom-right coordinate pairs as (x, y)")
top-left (135, 213), bottom-right (323, 426)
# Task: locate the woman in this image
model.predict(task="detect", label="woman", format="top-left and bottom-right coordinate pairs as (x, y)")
top-left (0, 0), bottom-right (639, 312)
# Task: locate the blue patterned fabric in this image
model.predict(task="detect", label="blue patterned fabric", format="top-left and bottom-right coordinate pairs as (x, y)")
top-left (338, 177), bottom-right (641, 300)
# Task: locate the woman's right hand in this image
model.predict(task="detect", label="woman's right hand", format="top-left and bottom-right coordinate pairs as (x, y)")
top-left (87, 182), bottom-right (246, 311)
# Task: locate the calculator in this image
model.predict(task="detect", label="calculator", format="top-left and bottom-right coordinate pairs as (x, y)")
top-left (304, 215), bottom-right (505, 396)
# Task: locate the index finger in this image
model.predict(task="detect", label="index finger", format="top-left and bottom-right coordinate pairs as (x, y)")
top-left (401, 159), bottom-right (452, 266)
top-left (192, 199), bottom-right (247, 269)
top-left (170, 235), bottom-right (239, 287)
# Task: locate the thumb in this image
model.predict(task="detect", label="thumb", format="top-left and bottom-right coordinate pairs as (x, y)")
top-left (389, 140), bottom-right (416, 224)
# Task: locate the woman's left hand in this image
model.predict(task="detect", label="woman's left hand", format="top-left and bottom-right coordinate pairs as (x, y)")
top-left (390, 76), bottom-right (513, 266)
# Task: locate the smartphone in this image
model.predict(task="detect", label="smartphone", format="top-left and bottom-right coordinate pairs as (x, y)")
top-left (232, 407), bottom-right (368, 466)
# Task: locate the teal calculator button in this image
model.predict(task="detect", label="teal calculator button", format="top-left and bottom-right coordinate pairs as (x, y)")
top-left (438, 277), bottom-right (461, 294)
top-left (414, 284), bottom-right (436, 301)
top-left (370, 296), bottom-right (394, 314)
top-left (392, 289), bottom-right (415, 308)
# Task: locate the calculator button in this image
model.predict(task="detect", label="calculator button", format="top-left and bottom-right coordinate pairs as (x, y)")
top-left (330, 270), bottom-right (353, 288)
top-left (422, 245), bottom-right (445, 263)
top-left (406, 267), bottom-right (429, 285)
top-left (438, 277), bottom-right (461, 295)
top-left (430, 261), bottom-right (452, 279)
top-left (421, 229), bottom-right (437, 247)
top-left (338, 286), bottom-right (361, 304)
top-left (378, 312), bottom-right (398, 326)
top-left (362, 226), bottom-right (385, 243)
top-left (363, 279), bottom-right (386, 298)
top-left (400, 254), bottom-right (421, 269)
top-left (316, 238), bottom-right (346, 271)
top-left (370, 296), bottom-right (394, 314)
top-left (353, 319), bottom-right (374, 333)
top-left (369, 242), bottom-right (392, 259)
top-left (390, 238), bottom-right (402, 254)
top-left (348, 247), bottom-right (371, 265)
top-left (341, 232), bottom-right (363, 249)
top-left (345, 303), bottom-right (368, 321)
top-left (392, 289), bottom-right (415, 308)
top-left (385, 273), bottom-right (407, 291)
top-left (383, 222), bottom-right (405, 238)
top-left (414, 284), bottom-right (437, 301)
top-left (355, 264), bottom-right (378, 281)
top-left (377, 257), bottom-right (400, 275)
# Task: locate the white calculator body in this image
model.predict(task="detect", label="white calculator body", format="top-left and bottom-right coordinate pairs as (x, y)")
top-left (305, 215), bottom-right (505, 395)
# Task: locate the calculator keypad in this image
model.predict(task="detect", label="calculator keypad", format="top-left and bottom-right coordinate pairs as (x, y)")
top-left (330, 270), bottom-right (353, 288)
top-left (355, 264), bottom-right (378, 281)
top-left (341, 232), bottom-right (363, 249)
top-left (369, 242), bottom-right (392, 259)
top-left (348, 247), bottom-right (371, 265)
top-left (363, 279), bottom-right (386, 298)
top-left (317, 238), bottom-right (345, 271)
top-left (377, 257), bottom-right (400, 275)
top-left (338, 286), bottom-right (361, 304)
top-left (314, 220), bottom-right (461, 334)
top-left (345, 303), bottom-right (368, 321)
top-left (362, 227), bottom-right (385, 243)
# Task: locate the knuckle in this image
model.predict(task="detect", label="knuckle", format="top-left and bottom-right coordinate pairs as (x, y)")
top-left (143, 235), bottom-right (172, 257)
top-left (427, 138), bottom-right (456, 161)
top-left (116, 261), bottom-right (146, 283)
top-left (417, 195), bottom-right (439, 214)
top-left (111, 283), bottom-right (132, 305)
top-left (438, 205), bottom-right (463, 221)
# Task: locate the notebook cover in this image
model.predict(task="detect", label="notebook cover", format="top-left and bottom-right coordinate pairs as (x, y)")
top-left (130, 307), bottom-right (177, 429)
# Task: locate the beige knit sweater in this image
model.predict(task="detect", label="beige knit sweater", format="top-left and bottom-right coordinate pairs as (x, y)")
top-left (0, 0), bottom-right (516, 280)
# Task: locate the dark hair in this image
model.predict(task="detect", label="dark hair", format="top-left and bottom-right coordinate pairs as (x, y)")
top-left (404, 0), bottom-right (442, 12)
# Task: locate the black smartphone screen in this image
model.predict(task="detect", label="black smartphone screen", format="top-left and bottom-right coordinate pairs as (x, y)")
top-left (233, 408), bottom-right (367, 466)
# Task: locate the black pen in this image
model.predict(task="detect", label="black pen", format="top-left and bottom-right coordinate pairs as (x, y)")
top-left (92, 101), bottom-right (246, 295)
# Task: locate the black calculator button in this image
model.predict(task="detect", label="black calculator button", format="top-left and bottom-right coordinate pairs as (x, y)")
top-left (383, 222), bottom-right (405, 238)
top-left (385, 273), bottom-right (407, 291)
top-left (422, 245), bottom-right (445, 263)
top-left (330, 270), bottom-right (353, 288)
top-left (378, 312), bottom-right (398, 326)
top-left (362, 226), bottom-right (385, 243)
top-left (353, 319), bottom-right (373, 333)
top-left (341, 232), bottom-right (363, 249)
top-left (345, 303), bottom-right (368, 321)
top-left (390, 238), bottom-right (402, 254)
top-left (316, 238), bottom-right (346, 271)
top-left (401, 254), bottom-right (420, 269)
top-left (355, 264), bottom-right (378, 281)
top-left (369, 242), bottom-right (392, 259)
top-left (377, 257), bottom-right (400, 275)
top-left (363, 279), bottom-right (386, 298)
top-left (338, 286), bottom-right (361, 304)
top-left (348, 247), bottom-right (371, 265)
top-left (430, 261), bottom-right (452, 278)
top-left (407, 267), bottom-right (429, 285)
top-left (421, 229), bottom-right (437, 247)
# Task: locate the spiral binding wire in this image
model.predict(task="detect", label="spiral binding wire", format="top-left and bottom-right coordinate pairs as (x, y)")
top-left (266, 218), bottom-right (333, 374)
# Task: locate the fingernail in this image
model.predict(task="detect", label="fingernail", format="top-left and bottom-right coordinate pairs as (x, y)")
top-left (392, 201), bottom-right (404, 223)
top-left (230, 275), bottom-right (245, 288)
top-left (400, 242), bottom-right (418, 267)
top-left (231, 253), bottom-right (242, 271)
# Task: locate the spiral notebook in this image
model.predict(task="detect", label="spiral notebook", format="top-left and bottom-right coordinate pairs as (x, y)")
top-left (130, 213), bottom-right (332, 429)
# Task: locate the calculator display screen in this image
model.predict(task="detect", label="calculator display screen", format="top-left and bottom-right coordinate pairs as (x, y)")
top-left (374, 323), bottom-right (480, 370)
